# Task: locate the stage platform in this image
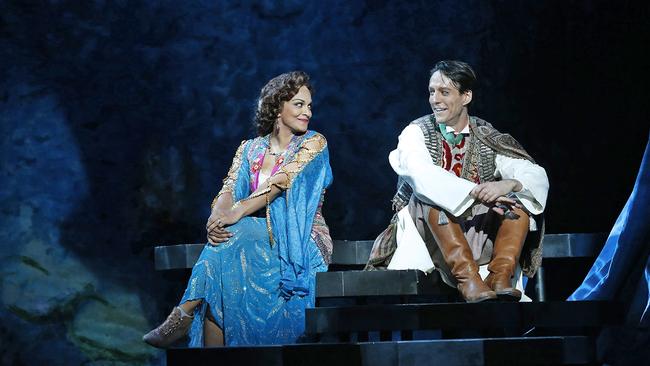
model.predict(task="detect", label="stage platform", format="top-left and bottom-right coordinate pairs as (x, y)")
top-left (167, 336), bottom-right (596, 366)
top-left (157, 233), bottom-right (614, 365)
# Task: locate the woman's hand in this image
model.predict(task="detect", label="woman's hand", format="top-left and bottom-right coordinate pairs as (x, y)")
top-left (205, 204), bottom-right (245, 245)
top-left (206, 209), bottom-right (232, 245)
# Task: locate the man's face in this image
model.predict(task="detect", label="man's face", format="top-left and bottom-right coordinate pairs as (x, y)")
top-left (428, 70), bottom-right (472, 127)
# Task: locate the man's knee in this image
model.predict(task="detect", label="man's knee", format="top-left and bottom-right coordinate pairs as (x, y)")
top-left (499, 207), bottom-right (530, 230)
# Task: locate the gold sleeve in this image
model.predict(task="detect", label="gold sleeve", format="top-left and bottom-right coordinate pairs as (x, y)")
top-left (275, 133), bottom-right (327, 189)
top-left (212, 140), bottom-right (247, 208)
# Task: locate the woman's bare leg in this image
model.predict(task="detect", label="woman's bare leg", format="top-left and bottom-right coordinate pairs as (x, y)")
top-left (179, 299), bottom-right (202, 315)
top-left (203, 307), bottom-right (224, 347)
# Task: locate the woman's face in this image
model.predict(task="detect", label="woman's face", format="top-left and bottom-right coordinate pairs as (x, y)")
top-left (277, 85), bottom-right (312, 134)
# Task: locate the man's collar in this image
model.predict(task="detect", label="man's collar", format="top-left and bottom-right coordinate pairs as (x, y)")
top-left (445, 124), bottom-right (470, 134)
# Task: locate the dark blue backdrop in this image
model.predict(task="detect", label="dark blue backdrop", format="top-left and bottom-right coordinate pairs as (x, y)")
top-left (1, 1), bottom-right (648, 364)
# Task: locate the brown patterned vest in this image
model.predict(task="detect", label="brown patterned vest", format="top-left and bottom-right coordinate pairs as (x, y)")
top-left (387, 114), bottom-right (543, 278)
top-left (392, 114), bottom-right (534, 212)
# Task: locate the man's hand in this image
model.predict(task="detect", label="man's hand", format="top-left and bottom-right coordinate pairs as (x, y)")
top-left (470, 179), bottom-right (522, 204)
top-left (490, 196), bottom-right (522, 216)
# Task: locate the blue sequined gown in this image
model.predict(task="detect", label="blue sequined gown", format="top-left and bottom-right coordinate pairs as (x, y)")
top-left (179, 131), bottom-right (333, 346)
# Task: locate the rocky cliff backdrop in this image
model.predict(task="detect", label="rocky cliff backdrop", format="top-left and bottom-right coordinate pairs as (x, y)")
top-left (1, 1), bottom-right (648, 365)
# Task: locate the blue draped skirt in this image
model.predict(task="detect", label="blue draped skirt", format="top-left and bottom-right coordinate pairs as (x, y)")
top-left (179, 217), bottom-right (327, 346)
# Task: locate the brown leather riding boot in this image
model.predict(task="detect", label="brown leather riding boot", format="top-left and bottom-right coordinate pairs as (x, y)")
top-left (427, 208), bottom-right (497, 303)
top-left (484, 207), bottom-right (529, 301)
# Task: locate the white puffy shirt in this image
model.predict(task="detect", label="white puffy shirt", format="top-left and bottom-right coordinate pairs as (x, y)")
top-left (389, 124), bottom-right (549, 229)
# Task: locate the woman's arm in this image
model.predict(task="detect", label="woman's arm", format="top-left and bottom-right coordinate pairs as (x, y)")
top-left (206, 192), bottom-right (235, 244)
top-left (206, 140), bottom-right (248, 244)
top-left (234, 173), bottom-right (288, 217)
top-left (210, 134), bottom-right (326, 229)
top-left (208, 173), bottom-right (288, 231)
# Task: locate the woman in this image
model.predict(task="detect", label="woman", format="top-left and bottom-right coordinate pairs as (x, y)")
top-left (143, 71), bottom-right (333, 347)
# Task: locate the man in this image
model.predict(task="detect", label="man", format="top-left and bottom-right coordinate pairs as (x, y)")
top-left (366, 60), bottom-right (549, 303)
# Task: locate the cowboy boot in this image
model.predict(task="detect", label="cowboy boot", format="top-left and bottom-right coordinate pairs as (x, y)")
top-left (143, 307), bottom-right (194, 348)
top-left (428, 208), bottom-right (497, 303)
top-left (484, 207), bottom-right (529, 301)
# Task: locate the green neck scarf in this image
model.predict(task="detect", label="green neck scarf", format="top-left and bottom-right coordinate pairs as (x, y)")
top-left (438, 123), bottom-right (465, 146)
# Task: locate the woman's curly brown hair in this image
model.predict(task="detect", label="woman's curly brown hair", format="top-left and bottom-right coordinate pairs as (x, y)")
top-left (254, 71), bottom-right (313, 136)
